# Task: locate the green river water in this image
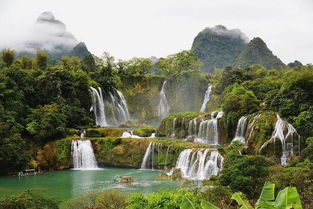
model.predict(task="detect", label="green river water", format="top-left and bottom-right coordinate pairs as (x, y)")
top-left (0, 168), bottom-right (182, 202)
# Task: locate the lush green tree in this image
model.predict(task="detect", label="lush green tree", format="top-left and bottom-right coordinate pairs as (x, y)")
top-left (1, 49), bottom-right (15, 67)
top-left (156, 50), bottom-right (202, 79)
top-left (26, 104), bottom-right (67, 142)
top-left (35, 50), bottom-right (48, 70)
top-left (218, 153), bottom-right (269, 199)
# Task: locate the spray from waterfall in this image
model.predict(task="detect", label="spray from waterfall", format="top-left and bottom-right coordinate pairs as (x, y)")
top-left (232, 116), bottom-right (248, 143)
top-left (200, 85), bottom-right (212, 112)
top-left (158, 81), bottom-right (170, 120)
top-left (71, 140), bottom-right (98, 169)
top-left (169, 149), bottom-right (224, 180)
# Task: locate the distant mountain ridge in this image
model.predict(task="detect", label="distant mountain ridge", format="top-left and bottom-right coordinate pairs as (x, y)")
top-left (233, 37), bottom-right (286, 69)
top-left (191, 25), bottom-right (248, 72)
top-left (191, 25), bottom-right (286, 71)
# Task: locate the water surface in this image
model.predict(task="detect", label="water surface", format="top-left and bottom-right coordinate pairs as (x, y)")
top-left (0, 168), bottom-right (182, 201)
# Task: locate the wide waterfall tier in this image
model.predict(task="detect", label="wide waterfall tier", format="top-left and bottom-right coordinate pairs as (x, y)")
top-left (158, 81), bottom-right (170, 120)
top-left (232, 116), bottom-right (248, 143)
top-left (194, 111), bottom-right (224, 145)
top-left (71, 140), bottom-right (98, 169)
top-left (90, 86), bottom-right (130, 126)
top-left (200, 85), bottom-right (212, 112)
top-left (90, 87), bottom-right (108, 127)
top-left (169, 149), bottom-right (224, 180)
top-left (157, 111), bottom-right (226, 145)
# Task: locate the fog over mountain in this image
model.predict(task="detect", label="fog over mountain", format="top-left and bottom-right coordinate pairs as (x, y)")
top-left (0, 11), bottom-right (90, 60)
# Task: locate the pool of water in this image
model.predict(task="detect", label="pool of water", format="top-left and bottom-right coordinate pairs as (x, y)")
top-left (0, 168), bottom-right (182, 201)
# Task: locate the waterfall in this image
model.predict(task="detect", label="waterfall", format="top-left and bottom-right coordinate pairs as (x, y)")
top-left (71, 140), bottom-right (98, 169)
top-left (171, 149), bottom-right (224, 180)
top-left (200, 85), bottom-right (212, 112)
top-left (90, 87), bottom-right (108, 127)
top-left (188, 119), bottom-right (198, 137)
top-left (232, 116), bottom-right (248, 143)
top-left (158, 81), bottom-right (170, 119)
top-left (269, 115), bottom-right (299, 165)
top-left (141, 142), bottom-right (156, 169)
top-left (170, 118), bottom-right (177, 138)
top-left (195, 111), bottom-right (223, 145)
top-left (90, 86), bottom-right (130, 126)
top-left (109, 90), bottom-right (130, 125)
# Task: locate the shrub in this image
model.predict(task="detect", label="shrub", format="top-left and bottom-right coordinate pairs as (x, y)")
top-left (0, 189), bottom-right (59, 209)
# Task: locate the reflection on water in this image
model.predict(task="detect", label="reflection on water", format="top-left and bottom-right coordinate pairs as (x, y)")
top-left (0, 168), bottom-right (182, 201)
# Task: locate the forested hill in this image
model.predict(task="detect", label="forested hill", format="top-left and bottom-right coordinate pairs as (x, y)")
top-left (233, 37), bottom-right (286, 69)
top-left (191, 25), bottom-right (248, 72)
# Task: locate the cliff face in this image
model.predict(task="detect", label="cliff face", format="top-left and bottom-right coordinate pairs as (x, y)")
top-left (121, 75), bottom-right (209, 123)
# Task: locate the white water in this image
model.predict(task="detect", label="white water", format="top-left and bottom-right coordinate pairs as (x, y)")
top-left (120, 131), bottom-right (155, 139)
top-left (172, 149), bottom-right (224, 180)
top-left (170, 118), bottom-right (177, 138)
top-left (269, 115), bottom-right (299, 165)
top-left (200, 85), bottom-right (212, 112)
top-left (188, 119), bottom-right (198, 137)
top-left (158, 81), bottom-right (170, 120)
top-left (90, 86), bottom-right (130, 126)
top-left (90, 87), bottom-right (108, 127)
top-left (195, 111), bottom-right (223, 145)
top-left (141, 142), bottom-right (155, 169)
top-left (71, 140), bottom-right (98, 169)
top-left (232, 116), bottom-right (248, 143)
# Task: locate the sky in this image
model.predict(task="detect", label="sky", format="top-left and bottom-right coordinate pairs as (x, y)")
top-left (0, 0), bottom-right (312, 64)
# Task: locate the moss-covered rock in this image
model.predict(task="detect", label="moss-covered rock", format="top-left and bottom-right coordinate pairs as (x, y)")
top-left (92, 137), bottom-right (211, 169)
top-left (86, 128), bottom-right (126, 137)
top-left (133, 126), bottom-right (156, 137)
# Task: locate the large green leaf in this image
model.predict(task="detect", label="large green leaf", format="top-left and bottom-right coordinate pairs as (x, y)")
top-left (274, 187), bottom-right (303, 209)
top-left (180, 197), bottom-right (197, 209)
top-left (231, 192), bottom-right (254, 209)
top-left (256, 182), bottom-right (275, 209)
top-left (200, 200), bottom-right (220, 209)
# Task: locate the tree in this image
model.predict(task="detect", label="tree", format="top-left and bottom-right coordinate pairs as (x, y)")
top-left (217, 153), bottom-right (269, 199)
top-left (34, 50), bottom-right (48, 70)
top-left (1, 49), bottom-right (15, 67)
top-left (156, 50), bottom-right (203, 79)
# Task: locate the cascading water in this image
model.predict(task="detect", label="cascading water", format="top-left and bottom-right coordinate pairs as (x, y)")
top-left (141, 142), bottom-right (156, 169)
top-left (171, 149), bottom-right (224, 180)
top-left (90, 87), bottom-right (107, 127)
top-left (232, 116), bottom-right (248, 143)
top-left (267, 114), bottom-right (299, 165)
top-left (120, 131), bottom-right (155, 138)
top-left (195, 111), bottom-right (223, 145)
top-left (71, 140), bottom-right (98, 169)
top-left (158, 81), bottom-right (170, 119)
top-left (188, 119), bottom-right (198, 137)
top-left (90, 86), bottom-right (130, 126)
top-left (109, 90), bottom-right (130, 125)
top-left (200, 85), bottom-right (212, 112)
top-left (170, 118), bottom-right (177, 138)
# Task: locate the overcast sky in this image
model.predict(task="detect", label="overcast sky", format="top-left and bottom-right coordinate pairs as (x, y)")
top-left (0, 0), bottom-right (312, 64)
